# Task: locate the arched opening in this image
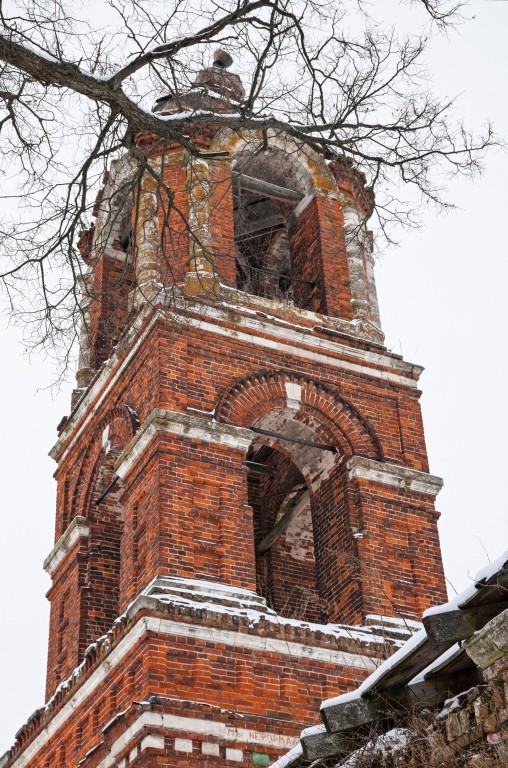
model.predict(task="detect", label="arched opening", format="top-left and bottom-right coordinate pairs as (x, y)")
top-left (232, 146), bottom-right (318, 309)
top-left (80, 428), bottom-right (125, 651)
top-left (244, 400), bottom-right (339, 624)
top-left (248, 442), bottom-right (323, 623)
top-left (218, 374), bottom-right (385, 624)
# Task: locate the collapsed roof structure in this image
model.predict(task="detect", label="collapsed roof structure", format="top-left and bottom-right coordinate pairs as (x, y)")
top-left (272, 548), bottom-right (508, 767)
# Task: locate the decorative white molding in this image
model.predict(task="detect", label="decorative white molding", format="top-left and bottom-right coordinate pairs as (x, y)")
top-left (141, 734), bottom-right (165, 752)
top-left (347, 457), bottom-right (443, 496)
top-left (226, 748), bottom-right (244, 761)
top-left (143, 575), bottom-right (272, 614)
top-left (202, 742), bottom-right (220, 756)
top-left (52, 297), bottom-right (422, 466)
top-left (43, 517), bottom-right (90, 576)
top-left (285, 382), bottom-right (302, 410)
top-left (115, 409), bottom-right (254, 480)
top-left (7, 609), bottom-right (377, 768)
top-left (93, 711), bottom-right (298, 768)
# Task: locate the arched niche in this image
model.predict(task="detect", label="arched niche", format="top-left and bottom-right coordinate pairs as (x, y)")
top-left (68, 407), bottom-right (139, 651)
top-left (78, 420), bottom-right (127, 650)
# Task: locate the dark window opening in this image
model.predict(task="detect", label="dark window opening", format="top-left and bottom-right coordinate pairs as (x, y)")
top-left (233, 147), bottom-right (316, 309)
top-left (247, 443), bottom-right (323, 623)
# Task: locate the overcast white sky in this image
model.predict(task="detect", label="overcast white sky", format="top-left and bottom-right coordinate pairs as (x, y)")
top-left (1, 0), bottom-right (507, 756)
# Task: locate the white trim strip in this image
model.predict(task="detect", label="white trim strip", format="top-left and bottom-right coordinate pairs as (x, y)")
top-left (52, 301), bottom-right (420, 466)
top-left (168, 307), bottom-right (419, 389)
top-left (8, 614), bottom-right (376, 768)
top-left (50, 310), bottom-right (161, 464)
top-left (43, 517), bottom-right (90, 576)
top-left (95, 710), bottom-right (300, 768)
top-left (148, 616), bottom-right (378, 668)
top-left (196, 297), bottom-right (413, 374)
top-left (116, 409), bottom-right (253, 480)
top-left (347, 457), bottom-right (443, 496)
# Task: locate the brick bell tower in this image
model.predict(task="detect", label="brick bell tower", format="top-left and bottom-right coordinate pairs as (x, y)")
top-left (3, 52), bottom-right (447, 768)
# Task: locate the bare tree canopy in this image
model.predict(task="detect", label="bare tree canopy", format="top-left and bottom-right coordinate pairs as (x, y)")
top-left (0, 0), bottom-right (493, 365)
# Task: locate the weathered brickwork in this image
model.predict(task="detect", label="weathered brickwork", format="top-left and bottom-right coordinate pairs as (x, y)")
top-left (3, 93), bottom-right (447, 768)
top-left (6, 598), bottom-right (395, 768)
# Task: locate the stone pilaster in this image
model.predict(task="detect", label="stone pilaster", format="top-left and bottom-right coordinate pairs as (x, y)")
top-left (134, 163), bottom-right (162, 306)
top-left (183, 155), bottom-right (220, 297)
top-left (75, 271), bottom-right (94, 389)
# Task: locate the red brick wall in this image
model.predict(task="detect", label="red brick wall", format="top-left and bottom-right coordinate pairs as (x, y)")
top-left (288, 197), bottom-right (353, 319)
top-left (118, 432), bottom-right (256, 604)
top-left (45, 308), bottom-right (445, 681)
top-left (12, 603), bottom-right (383, 768)
top-left (88, 252), bottom-right (134, 370)
top-left (159, 156), bottom-right (190, 286)
top-left (210, 160), bottom-right (236, 286)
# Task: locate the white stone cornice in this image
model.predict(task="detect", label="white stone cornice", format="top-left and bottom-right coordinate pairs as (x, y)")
top-left (347, 456), bottom-right (443, 496)
top-left (50, 306), bottom-right (160, 464)
top-left (164, 304), bottom-right (420, 388)
top-left (52, 297), bottom-right (422, 466)
top-left (43, 516), bottom-right (90, 576)
top-left (6, 606), bottom-right (378, 768)
top-left (115, 409), bottom-right (254, 480)
top-left (185, 292), bottom-right (418, 378)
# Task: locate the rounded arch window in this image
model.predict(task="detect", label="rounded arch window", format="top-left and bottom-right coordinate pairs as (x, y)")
top-left (232, 145), bottom-right (317, 308)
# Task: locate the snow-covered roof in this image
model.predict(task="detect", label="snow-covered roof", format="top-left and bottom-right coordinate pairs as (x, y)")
top-left (274, 546), bottom-right (508, 768)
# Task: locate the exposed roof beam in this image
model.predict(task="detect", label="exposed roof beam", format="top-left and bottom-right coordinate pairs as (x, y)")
top-left (423, 600), bottom-right (508, 645)
top-left (255, 487), bottom-right (307, 554)
top-left (95, 475), bottom-right (119, 505)
top-left (251, 426), bottom-right (336, 452)
top-left (235, 213), bottom-right (285, 241)
top-left (236, 173), bottom-right (304, 204)
top-left (246, 460), bottom-right (276, 477)
top-left (320, 669), bottom-right (483, 739)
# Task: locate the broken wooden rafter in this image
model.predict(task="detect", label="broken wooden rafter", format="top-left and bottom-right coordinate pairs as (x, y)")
top-left (234, 214), bottom-right (286, 242)
top-left (236, 174), bottom-right (304, 204)
top-left (300, 729), bottom-right (356, 762)
top-left (423, 600), bottom-right (508, 645)
top-left (255, 486), bottom-right (307, 555)
top-left (319, 669), bottom-right (483, 744)
top-left (300, 554), bottom-right (508, 762)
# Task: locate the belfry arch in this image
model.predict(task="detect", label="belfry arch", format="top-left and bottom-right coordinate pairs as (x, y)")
top-left (207, 129), bottom-right (351, 315)
top-left (232, 145), bottom-right (310, 306)
top-left (216, 373), bottom-right (382, 624)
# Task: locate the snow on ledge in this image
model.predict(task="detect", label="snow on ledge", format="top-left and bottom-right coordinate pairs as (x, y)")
top-left (269, 743), bottom-right (303, 768)
top-left (423, 546), bottom-right (508, 619)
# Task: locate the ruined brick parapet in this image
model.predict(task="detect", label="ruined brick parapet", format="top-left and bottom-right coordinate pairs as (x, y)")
top-left (328, 156), bottom-right (375, 220)
top-left (399, 609), bottom-right (508, 767)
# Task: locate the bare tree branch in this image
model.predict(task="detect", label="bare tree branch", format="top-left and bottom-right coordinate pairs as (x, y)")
top-left (0, 0), bottom-right (494, 369)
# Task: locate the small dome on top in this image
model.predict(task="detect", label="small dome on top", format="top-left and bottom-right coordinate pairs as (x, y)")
top-left (213, 49), bottom-right (233, 69)
top-left (152, 49), bottom-right (244, 116)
